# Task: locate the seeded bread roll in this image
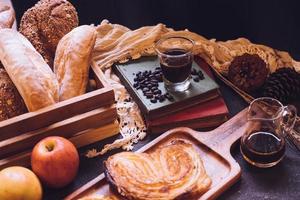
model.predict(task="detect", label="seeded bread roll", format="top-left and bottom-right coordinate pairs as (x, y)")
top-left (19, 0), bottom-right (78, 68)
top-left (0, 68), bottom-right (27, 122)
top-left (0, 29), bottom-right (59, 112)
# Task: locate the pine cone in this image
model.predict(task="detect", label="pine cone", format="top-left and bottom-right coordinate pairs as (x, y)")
top-left (228, 53), bottom-right (268, 93)
top-left (262, 67), bottom-right (300, 104)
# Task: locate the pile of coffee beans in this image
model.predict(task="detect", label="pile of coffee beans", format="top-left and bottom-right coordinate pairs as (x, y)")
top-left (132, 67), bottom-right (205, 104)
top-left (133, 67), bottom-right (174, 103)
top-left (191, 68), bottom-right (205, 82)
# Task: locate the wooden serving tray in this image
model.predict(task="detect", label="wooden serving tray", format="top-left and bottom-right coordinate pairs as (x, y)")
top-left (66, 109), bottom-right (248, 200)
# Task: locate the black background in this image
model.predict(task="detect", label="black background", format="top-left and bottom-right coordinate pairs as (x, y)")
top-left (12, 0), bottom-right (300, 60)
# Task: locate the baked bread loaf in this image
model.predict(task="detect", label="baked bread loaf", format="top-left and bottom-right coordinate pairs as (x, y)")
top-left (54, 25), bottom-right (97, 101)
top-left (19, 0), bottom-right (78, 68)
top-left (0, 68), bottom-right (27, 122)
top-left (105, 139), bottom-right (211, 200)
top-left (0, 4), bottom-right (14, 29)
top-left (0, 29), bottom-right (59, 112)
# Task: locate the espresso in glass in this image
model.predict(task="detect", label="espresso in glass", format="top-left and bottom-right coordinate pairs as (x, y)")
top-left (156, 37), bottom-right (194, 92)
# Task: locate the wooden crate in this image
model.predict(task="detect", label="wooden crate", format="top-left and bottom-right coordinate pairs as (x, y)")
top-left (0, 120), bottom-right (120, 170)
top-left (0, 64), bottom-right (118, 162)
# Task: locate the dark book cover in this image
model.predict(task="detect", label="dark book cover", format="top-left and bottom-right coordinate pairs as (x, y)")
top-left (113, 56), bottom-right (220, 120)
top-left (147, 57), bottom-right (229, 133)
top-left (147, 97), bottom-right (229, 133)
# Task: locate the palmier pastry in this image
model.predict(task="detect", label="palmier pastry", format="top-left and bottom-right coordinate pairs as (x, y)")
top-left (19, 0), bottom-right (78, 68)
top-left (105, 139), bottom-right (211, 200)
top-left (228, 53), bottom-right (268, 93)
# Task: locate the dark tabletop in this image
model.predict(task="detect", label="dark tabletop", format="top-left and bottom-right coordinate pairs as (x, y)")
top-left (43, 77), bottom-right (300, 200)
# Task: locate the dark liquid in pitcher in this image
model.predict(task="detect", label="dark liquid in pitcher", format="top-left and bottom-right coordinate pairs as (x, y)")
top-left (240, 131), bottom-right (285, 166)
top-left (160, 49), bottom-right (192, 83)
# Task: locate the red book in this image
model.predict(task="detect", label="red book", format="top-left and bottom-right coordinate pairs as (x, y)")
top-left (147, 57), bottom-right (229, 133)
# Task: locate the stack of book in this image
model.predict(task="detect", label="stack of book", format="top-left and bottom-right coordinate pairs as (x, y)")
top-left (114, 56), bottom-right (229, 134)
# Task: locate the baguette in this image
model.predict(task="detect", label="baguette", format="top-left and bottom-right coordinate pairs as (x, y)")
top-left (0, 4), bottom-right (14, 29)
top-left (0, 29), bottom-right (59, 111)
top-left (54, 25), bottom-right (97, 101)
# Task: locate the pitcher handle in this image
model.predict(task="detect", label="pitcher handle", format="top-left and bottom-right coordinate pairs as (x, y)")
top-left (282, 105), bottom-right (297, 136)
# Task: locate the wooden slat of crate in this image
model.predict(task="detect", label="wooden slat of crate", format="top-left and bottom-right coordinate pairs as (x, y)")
top-left (0, 120), bottom-right (120, 170)
top-left (0, 105), bottom-right (117, 159)
top-left (0, 87), bottom-right (114, 141)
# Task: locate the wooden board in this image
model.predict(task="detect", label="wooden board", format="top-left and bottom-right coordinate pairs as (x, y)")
top-left (65, 109), bottom-right (248, 200)
top-left (0, 120), bottom-right (120, 170)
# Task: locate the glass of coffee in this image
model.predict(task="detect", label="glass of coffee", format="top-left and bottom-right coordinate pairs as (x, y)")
top-left (240, 97), bottom-right (297, 168)
top-left (155, 36), bottom-right (194, 92)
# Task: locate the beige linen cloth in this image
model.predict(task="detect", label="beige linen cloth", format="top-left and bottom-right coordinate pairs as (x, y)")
top-left (86, 20), bottom-right (300, 157)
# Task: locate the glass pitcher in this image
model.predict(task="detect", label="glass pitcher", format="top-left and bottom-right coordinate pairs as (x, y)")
top-left (240, 97), bottom-right (297, 168)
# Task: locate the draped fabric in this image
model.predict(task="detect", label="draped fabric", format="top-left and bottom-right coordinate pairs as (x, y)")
top-left (87, 19), bottom-right (299, 156)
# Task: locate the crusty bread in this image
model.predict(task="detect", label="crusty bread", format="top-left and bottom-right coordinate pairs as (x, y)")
top-left (0, 4), bottom-right (15, 29)
top-left (54, 25), bottom-right (97, 101)
top-left (19, 0), bottom-right (78, 68)
top-left (0, 68), bottom-right (27, 121)
top-left (0, 29), bottom-right (59, 111)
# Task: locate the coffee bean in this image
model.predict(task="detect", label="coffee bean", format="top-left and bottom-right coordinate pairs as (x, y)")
top-left (154, 95), bottom-right (160, 100)
top-left (164, 93), bottom-right (174, 101)
top-left (193, 77), bottom-right (200, 82)
top-left (150, 99), bottom-right (157, 103)
top-left (197, 71), bottom-right (202, 74)
top-left (142, 87), bottom-right (149, 92)
top-left (145, 93), bottom-right (153, 99)
top-left (197, 71), bottom-right (204, 79)
top-left (159, 96), bottom-right (165, 102)
top-left (150, 86), bottom-right (156, 91)
top-left (191, 68), bottom-right (197, 75)
top-left (133, 83), bottom-right (139, 88)
top-left (150, 79), bottom-right (158, 83)
top-left (149, 75), bottom-right (156, 80)
top-left (154, 90), bottom-right (162, 95)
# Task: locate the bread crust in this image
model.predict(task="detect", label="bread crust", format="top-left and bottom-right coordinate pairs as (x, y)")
top-left (19, 0), bottom-right (78, 68)
top-left (0, 29), bottom-right (59, 111)
top-left (54, 25), bottom-right (97, 101)
top-left (0, 4), bottom-right (15, 29)
top-left (0, 68), bottom-right (27, 121)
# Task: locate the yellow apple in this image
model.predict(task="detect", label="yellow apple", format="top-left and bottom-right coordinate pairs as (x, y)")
top-left (0, 166), bottom-right (42, 200)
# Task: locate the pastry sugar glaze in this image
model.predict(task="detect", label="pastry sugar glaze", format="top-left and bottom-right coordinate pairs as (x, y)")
top-left (104, 139), bottom-right (211, 200)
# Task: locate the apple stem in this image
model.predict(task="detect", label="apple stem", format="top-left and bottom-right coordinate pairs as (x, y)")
top-left (45, 143), bottom-right (54, 152)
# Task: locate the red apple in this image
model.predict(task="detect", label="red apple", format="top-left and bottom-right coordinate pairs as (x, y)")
top-left (31, 136), bottom-right (79, 188)
top-left (0, 166), bottom-right (42, 200)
